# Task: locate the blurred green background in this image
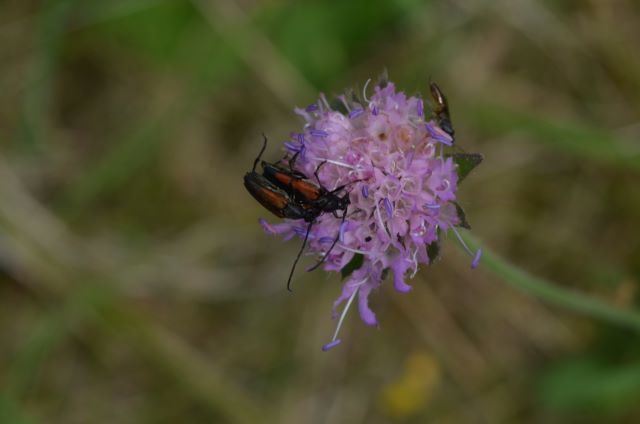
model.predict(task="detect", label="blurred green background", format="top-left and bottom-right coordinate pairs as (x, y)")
top-left (1, 1), bottom-right (640, 423)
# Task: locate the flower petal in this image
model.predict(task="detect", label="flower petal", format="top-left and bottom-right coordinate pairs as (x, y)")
top-left (358, 283), bottom-right (378, 326)
top-left (259, 219), bottom-right (296, 240)
top-left (391, 255), bottom-right (412, 293)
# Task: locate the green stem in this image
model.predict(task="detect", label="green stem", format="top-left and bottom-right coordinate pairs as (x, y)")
top-left (462, 233), bottom-right (640, 332)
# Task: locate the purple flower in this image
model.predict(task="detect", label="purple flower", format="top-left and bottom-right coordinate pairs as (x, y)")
top-left (258, 78), bottom-right (481, 351)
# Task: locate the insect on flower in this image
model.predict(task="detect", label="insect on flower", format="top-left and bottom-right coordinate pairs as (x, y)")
top-left (249, 75), bottom-right (483, 351)
top-left (261, 152), bottom-right (351, 218)
top-left (244, 136), bottom-right (360, 291)
top-left (429, 81), bottom-right (454, 140)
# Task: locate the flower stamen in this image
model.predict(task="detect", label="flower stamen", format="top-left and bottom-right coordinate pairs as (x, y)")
top-left (425, 202), bottom-right (441, 210)
top-left (471, 248), bottom-right (482, 269)
top-left (361, 184), bottom-right (369, 198)
top-left (339, 95), bottom-right (352, 113)
top-left (305, 156), bottom-right (361, 170)
top-left (310, 129), bottom-right (329, 138)
top-left (451, 226), bottom-right (482, 268)
top-left (410, 248), bottom-right (419, 277)
top-left (349, 108), bottom-right (365, 119)
top-left (363, 78), bottom-right (372, 103)
top-left (375, 200), bottom-right (390, 237)
top-left (322, 282), bottom-right (363, 351)
top-left (338, 244), bottom-right (370, 255)
top-left (426, 122), bottom-right (453, 146)
top-left (320, 93), bottom-right (331, 111)
top-left (383, 198), bottom-right (393, 217)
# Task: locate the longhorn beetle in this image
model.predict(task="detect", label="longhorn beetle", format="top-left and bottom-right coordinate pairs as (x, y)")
top-left (261, 147), bottom-right (360, 274)
top-left (244, 140), bottom-right (318, 291)
top-left (244, 136), bottom-right (357, 291)
top-left (261, 154), bottom-right (351, 217)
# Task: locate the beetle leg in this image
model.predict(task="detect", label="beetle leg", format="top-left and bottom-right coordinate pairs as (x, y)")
top-left (286, 221), bottom-right (313, 292)
top-left (307, 210), bottom-right (347, 273)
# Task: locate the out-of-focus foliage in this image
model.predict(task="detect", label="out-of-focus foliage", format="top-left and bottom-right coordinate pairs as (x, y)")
top-left (1, 0), bottom-right (640, 423)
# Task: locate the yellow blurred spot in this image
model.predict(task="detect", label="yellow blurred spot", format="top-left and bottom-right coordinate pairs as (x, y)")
top-left (379, 351), bottom-right (441, 418)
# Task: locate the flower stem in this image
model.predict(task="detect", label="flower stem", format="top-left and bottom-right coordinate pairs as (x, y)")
top-left (462, 233), bottom-right (640, 333)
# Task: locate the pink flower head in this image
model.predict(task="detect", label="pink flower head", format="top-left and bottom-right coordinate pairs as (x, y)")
top-left (260, 77), bottom-right (482, 351)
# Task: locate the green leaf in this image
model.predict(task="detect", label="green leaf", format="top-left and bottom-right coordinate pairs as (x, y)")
top-left (453, 201), bottom-right (471, 229)
top-left (446, 153), bottom-right (483, 183)
top-left (329, 97), bottom-right (349, 115)
top-left (341, 253), bottom-right (364, 280)
top-left (377, 68), bottom-right (389, 88)
top-left (426, 240), bottom-right (440, 263)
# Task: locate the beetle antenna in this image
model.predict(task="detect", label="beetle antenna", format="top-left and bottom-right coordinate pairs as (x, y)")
top-left (287, 221), bottom-right (313, 292)
top-left (253, 134), bottom-right (268, 172)
top-left (313, 160), bottom-right (328, 189)
top-left (288, 150), bottom-right (300, 170)
top-left (329, 178), bottom-right (367, 195)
